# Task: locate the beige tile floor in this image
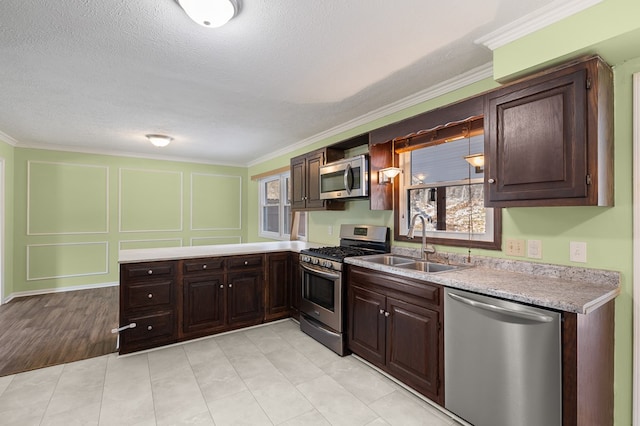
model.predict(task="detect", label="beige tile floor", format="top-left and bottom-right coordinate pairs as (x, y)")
top-left (0, 319), bottom-right (466, 426)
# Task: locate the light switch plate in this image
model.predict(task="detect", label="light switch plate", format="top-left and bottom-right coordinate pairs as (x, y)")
top-left (570, 241), bottom-right (587, 263)
top-left (505, 239), bottom-right (525, 257)
top-left (527, 240), bottom-right (542, 259)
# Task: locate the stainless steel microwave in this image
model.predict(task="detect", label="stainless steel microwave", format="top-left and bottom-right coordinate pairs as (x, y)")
top-left (319, 154), bottom-right (369, 200)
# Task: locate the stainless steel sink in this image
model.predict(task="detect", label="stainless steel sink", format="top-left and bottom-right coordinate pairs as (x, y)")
top-left (360, 254), bottom-right (460, 273)
top-left (360, 254), bottom-right (415, 266)
top-left (396, 261), bottom-right (459, 273)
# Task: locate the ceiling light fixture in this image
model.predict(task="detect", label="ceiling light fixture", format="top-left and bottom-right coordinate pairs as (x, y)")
top-left (177, 0), bottom-right (237, 28)
top-left (146, 134), bottom-right (173, 147)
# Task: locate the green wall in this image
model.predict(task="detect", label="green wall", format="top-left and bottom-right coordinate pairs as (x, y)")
top-left (10, 148), bottom-right (247, 297)
top-left (245, 6), bottom-right (640, 423)
top-left (0, 139), bottom-right (15, 299)
top-left (0, 0), bottom-right (635, 423)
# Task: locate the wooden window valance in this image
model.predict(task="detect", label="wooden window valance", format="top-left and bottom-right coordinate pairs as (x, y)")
top-left (392, 115), bottom-right (484, 153)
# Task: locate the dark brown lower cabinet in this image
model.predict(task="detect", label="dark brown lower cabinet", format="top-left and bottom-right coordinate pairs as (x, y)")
top-left (289, 254), bottom-right (301, 319)
top-left (227, 269), bottom-right (264, 327)
top-left (182, 274), bottom-right (226, 336)
top-left (265, 252), bottom-right (291, 321)
top-left (347, 266), bottom-right (443, 405)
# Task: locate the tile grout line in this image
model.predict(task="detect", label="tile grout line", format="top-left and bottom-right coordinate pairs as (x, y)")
top-left (215, 331), bottom-right (277, 425)
top-left (183, 343), bottom-right (218, 425)
top-left (38, 363), bottom-right (65, 425)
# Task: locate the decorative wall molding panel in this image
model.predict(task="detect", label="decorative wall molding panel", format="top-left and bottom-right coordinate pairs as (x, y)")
top-left (190, 173), bottom-right (242, 230)
top-left (190, 236), bottom-right (242, 246)
top-left (27, 161), bottom-right (109, 235)
top-left (119, 239), bottom-right (183, 251)
top-left (27, 242), bottom-right (109, 281)
top-left (119, 168), bottom-right (183, 232)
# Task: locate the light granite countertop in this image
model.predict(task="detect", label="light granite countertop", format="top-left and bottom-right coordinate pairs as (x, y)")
top-left (345, 249), bottom-right (620, 315)
top-left (119, 241), bottom-right (321, 264)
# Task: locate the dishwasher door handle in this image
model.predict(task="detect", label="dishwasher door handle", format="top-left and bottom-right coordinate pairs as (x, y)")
top-left (448, 292), bottom-right (554, 323)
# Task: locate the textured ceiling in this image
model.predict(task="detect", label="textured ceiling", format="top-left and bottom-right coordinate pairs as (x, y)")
top-left (0, 0), bottom-right (561, 166)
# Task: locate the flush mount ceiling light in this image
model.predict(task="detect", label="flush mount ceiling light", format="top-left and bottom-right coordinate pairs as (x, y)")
top-left (177, 0), bottom-right (237, 28)
top-left (146, 134), bottom-right (173, 147)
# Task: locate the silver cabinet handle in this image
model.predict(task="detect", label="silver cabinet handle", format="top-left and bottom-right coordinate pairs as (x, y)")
top-left (203, 264), bottom-right (207, 269)
top-left (229, 284), bottom-right (233, 288)
top-left (379, 309), bottom-right (384, 315)
top-left (448, 292), bottom-right (553, 323)
top-left (219, 284), bottom-right (224, 289)
top-left (244, 261), bottom-right (248, 265)
top-left (147, 325), bottom-right (153, 331)
top-left (384, 312), bottom-right (390, 317)
top-left (111, 323), bottom-right (136, 334)
top-left (488, 178), bottom-right (496, 184)
top-left (147, 270), bottom-right (153, 275)
top-left (147, 293), bottom-right (153, 299)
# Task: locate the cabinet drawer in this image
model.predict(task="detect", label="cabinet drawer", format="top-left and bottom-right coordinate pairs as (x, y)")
top-left (227, 255), bottom-right (263, 270)
top-left (123, 310), bottom-right (175, 344)
top-left (183, 258), bottom-right (224, 274)
top-left (122, 261), bottom-right (175, 280)
top-left (126, 280), bottom-right (173, 310)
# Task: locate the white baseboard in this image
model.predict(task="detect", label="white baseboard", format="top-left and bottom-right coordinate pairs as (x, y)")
top-left (3, 281), bottom-right (119, 304)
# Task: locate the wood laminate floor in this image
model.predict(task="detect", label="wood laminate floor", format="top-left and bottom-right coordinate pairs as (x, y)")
top-left (0, 286), bottom-right (118, 377)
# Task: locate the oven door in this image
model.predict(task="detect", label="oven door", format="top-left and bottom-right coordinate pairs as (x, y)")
top-left (300, 263), bottom-right (342, 332)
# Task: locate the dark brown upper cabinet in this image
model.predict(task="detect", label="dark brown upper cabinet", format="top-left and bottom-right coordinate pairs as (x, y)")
top-left (290, 148), bottom-right (345, 211)
top-left (484, 56), bottom-right (613, 207)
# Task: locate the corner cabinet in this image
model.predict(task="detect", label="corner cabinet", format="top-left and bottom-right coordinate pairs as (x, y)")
top-left (265, 252), bottom-right (291, 321)
top-left (290, 148), bottom-right (345, 211)
top-left (347, 265), bottom-right (443, 404)
top-left (484, 56), bottom-right (613, 207)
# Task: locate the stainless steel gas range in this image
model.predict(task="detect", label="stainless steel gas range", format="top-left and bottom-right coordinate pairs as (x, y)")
top-left (299, 224), bottom-right (390, 355)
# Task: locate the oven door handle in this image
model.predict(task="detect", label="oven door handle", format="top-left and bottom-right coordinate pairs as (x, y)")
top-left (300, 263), bottom-right (341, 280)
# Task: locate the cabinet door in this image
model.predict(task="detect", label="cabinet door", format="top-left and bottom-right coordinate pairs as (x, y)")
top-left (266, 253), bottom-right (290, 321)
top-left (291, 156), bottom-right (306, 210)
top-left (348, 285), bottom-right (386, 368)
top-left (485, 69), bottom-right (587, 205)
top-left (227, 270), bottom-right (264, 326)
top-left (305, 151), bottom-right (325, 209)
top-left (289, 255), bottom-right (301, 318)
top-left (386, 297), bottom-right (441, 402)
top-left (182, 275), bottom-right (225, 336)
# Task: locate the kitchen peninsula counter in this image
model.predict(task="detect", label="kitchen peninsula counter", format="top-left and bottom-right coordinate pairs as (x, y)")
top-left (346, 251), bottom-right (620, 315)
top-left (119, 241), bottom-right (321, 264)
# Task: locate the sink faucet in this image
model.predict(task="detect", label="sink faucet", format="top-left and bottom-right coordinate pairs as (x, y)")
top-left (407, 214), bottom-right (436, 260)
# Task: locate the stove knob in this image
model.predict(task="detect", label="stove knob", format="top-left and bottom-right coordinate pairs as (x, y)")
top-left (323, 261), bottom-right (333, 269)
top-left (312, 258), bottom-right (319, 265)
top-left (302, 256), bottom-right (310, 262)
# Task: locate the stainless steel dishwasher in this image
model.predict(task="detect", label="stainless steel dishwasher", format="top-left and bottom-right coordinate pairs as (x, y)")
top-left (444, 288), bottom-right (562, 426)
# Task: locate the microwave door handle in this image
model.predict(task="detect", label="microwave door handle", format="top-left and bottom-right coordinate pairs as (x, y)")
top-left (344, 164), bottom-right (352, 195)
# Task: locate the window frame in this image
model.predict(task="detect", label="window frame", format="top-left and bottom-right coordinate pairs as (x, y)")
top-left (392, 131), bottom-right (502, 251)
top-left (258, 172), bottom-right (307, 241)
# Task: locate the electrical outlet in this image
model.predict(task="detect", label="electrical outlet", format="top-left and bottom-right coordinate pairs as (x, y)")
top-left (527, 240), bottom-right (542, 259)
top-left (570, 241), bottom-right (587, 263)
top-left (505, 239), bottom-right (525, 257)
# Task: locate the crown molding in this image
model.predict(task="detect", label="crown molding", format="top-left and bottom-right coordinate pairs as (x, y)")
top-left (247, 62), bottom-right (494, 167)
top-left (475, 0), bottom-right (603, 51)
top-left (0, 130), bottom-right (19, 146)
top-left (15, 142), bottom-right (246, 168)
